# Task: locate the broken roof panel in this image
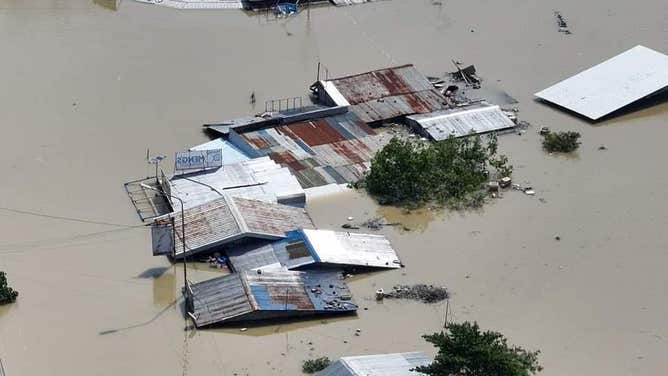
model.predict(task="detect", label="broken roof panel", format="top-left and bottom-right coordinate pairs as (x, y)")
top-left (186, 270), bottom-right (357, 327)
top-left (153, 195), bottom-right (314, 259)
top-left (316, 65), bottom-right (447, 123)
top-left (167, 156), bottom-right (305, 209)
top-left (406, 104), bottom-right (516, 140)
top-left (227, 229), bottom-right (401, 272)
top-left (314, 352), bottom-right (431, 376)
top-left (535, 45), bottom-right (668, 120)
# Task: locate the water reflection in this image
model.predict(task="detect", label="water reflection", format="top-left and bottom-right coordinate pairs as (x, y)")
top-left (93, 0), bottom-right (120, 11)
top-left (153, 271), bottom-right (175, 306)
top-left (376, 205), bottom-right (443, 233)
top-left (209, 313), bottom-right (358, 337)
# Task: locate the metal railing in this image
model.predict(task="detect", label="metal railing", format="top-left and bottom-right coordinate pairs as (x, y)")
top-left (265, 96), bottom-right (304, 113)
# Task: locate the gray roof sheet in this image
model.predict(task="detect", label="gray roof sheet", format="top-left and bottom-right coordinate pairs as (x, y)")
top-left (535, 45), bottom-right (668, 120)
top-left (315, 352), bottom-right (431, 376)
top-left (406, 104), bottom-right (516, 140)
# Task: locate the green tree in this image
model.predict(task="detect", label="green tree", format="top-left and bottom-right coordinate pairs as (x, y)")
top-left (302, 357), bottom-right (330, 374)
top-left (357, 135), bottom-right (512, 208)
top-left (415, 322), bottom-right (542, 376)
top-left (0, 271), bottom-right (19, 304)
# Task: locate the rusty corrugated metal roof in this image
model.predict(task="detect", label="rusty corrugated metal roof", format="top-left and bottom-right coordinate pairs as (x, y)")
top-left (230, 111), bottom-right (392, 188)
top-left (186, 270), bottom-right (357, 327)
top-left (153, 195), bottom-right (314, 259)
top-left (319, 65), bottom-right (447, 123)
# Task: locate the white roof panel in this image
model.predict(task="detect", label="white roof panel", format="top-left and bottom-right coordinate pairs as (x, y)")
top-left (315, 352), bottom-right (431, 376)
top-left (303, 229), bottom-right (401, 269)
top-left (535, 45), bottom-right (668, 120)
top-left (168, 157), bottom-right (305, 209)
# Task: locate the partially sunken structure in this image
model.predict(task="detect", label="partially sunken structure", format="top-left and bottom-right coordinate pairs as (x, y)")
top-left (185, 270), bottom-right (357, 327)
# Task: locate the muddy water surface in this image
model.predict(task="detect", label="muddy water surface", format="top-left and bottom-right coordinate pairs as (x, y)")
top-left (1, 0), bottom-right (667, 375)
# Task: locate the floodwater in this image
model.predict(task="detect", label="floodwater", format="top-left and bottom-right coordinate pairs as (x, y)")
top-left (1, 0), bottom-right (667, 375)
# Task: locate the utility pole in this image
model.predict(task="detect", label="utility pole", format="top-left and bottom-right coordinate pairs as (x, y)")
top-left (443, 298), bottom-right (450, 328)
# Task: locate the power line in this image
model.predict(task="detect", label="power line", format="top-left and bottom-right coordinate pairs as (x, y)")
top-left (0, 206), bottom-right (138, 228)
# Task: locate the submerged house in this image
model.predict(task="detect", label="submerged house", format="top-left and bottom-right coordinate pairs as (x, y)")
top-left (314, 352), bottom-right (431, 376)
top-left (227, 229), bottom-right (402, 272)
top-left (151, 194), bottom-right (315, 260)
top-left (185, 270), bottom-right (357, 327)
top-left (311, 64), bottom-right (448, 124)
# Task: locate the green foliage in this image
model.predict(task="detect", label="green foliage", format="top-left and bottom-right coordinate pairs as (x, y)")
top-left (357, 135), bottom-right (512, 208)
top-left (0, 271), bottom-right (19, 304)
top-left (302, 357), bottom-right (331, 374)
top-left (415, 322), bottom-right (542, 376)
top-left (542, 131), bottom-right (581, 153)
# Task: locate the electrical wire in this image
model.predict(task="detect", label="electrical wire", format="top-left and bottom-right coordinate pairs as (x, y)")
top-left (0, 206), bottom-right (138, 228)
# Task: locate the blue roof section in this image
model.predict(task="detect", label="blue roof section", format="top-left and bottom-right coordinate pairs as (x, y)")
top-left (189, 138), bottom-right (251, 165)
top-left (227, 229), bottom-right (401, 272)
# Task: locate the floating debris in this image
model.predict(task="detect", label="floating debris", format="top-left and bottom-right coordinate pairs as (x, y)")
top-left (554, 11), bottom-right (571, 34)
top-left (512, 184), bottom-right (535, 196)
top-left (382, 284), bottom-right (449, 303)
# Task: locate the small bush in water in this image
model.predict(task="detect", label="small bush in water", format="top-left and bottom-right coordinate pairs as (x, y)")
top-left (0, 271), bottom-right (19, 304)
top-left (302, 357), bottom-right (331, 374)
top-left (542, 131), bottom-right (581, 153)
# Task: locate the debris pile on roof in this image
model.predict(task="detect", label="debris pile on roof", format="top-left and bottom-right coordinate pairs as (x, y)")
top-left (227, 229), bottom-right (402, 272)
top-left (314, 352), bottom-right (431, 376)
top-left (185, 270), bottom-right (357, 327)
top-left (151, 195), bottom-right (314, 259)
top-left (535, 45), bottom-right (668, 120)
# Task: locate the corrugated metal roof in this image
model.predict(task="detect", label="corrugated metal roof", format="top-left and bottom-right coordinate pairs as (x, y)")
top-left (186, 270), bottom-right (357, 327)
top-left (406, 104), bottom-right (516, 140)
top-left (535, 45), bottom-right (668, 120)
top-left (315, 352), bottom-right (431, 376)
top-left (167, 156), bottom-right (305, 209)
top-left (189, 138), bottom-right (250, 165)
top-left (318, 65), bottom-right (447, 123)
top-left (134, 0), bottom-right (244, 9)
top-left (153, 195), bottom-right (314, 259)
top-left (227, 229), bottom-right (401, 272)
top-left (229, 112), bottom-right (392, 189)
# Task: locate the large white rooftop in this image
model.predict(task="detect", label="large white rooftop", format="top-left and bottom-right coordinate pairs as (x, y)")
top-left (535, 45), bottom-right (668, 120)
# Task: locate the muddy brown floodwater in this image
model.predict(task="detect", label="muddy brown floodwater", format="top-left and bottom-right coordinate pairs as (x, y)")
top-left (1, 0), bottom-right (667, 375)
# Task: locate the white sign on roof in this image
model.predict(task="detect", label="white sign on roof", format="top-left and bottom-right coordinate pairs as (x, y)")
top-left (175, 149), bottom-right (222, 171)
top-left (535, 45), bottom-right (668, 120)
